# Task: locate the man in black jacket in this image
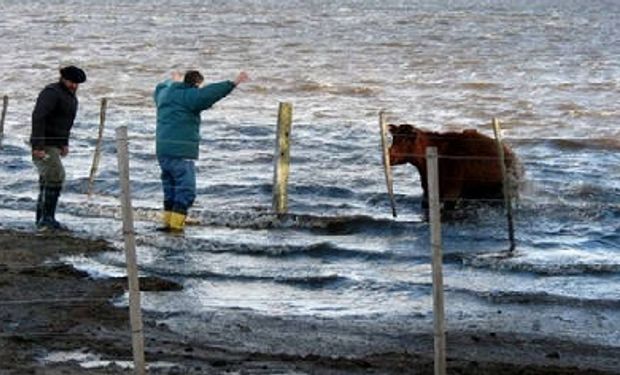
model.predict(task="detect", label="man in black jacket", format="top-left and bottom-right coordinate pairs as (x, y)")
top-left (30, 66), bottom-right (86, 230)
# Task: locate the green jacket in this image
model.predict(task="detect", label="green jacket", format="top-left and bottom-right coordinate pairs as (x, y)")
top-left (154, 79), bottom-right (235, 159)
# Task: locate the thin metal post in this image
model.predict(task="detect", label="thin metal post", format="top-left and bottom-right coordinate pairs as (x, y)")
top-left (426, 146), bottom-right (446, 375)
top-left (379, 110), bottom-right (397, 217)
top-left (88, 98), bottom-right (107, 196)
top-left (115, 126), bottom-right (146, 375)
top-left (492, 118), bottom-right (515, 252)
top-left (272, 102), bottom-right (292, 214)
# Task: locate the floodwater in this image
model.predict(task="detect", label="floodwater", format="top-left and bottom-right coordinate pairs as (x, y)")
top-left (0, 0), bottom-right (619, 358)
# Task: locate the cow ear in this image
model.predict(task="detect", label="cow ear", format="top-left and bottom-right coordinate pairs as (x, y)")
top-left (388, 124), bottom-right (397, 133)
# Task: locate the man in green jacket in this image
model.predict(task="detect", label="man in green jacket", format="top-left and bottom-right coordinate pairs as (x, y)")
top-left (154, 70), bottom-right (249, 232)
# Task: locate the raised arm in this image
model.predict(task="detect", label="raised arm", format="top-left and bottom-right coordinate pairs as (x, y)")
top-left (192, 71), bottom-right (250, 112)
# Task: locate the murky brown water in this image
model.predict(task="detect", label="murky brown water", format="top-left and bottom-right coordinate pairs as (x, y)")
top-left (0, 0), bottom-right (618, 352)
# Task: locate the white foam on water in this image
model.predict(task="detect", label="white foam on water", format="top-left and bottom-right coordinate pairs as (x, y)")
top-left (42, 349), bottom-right (176, 370)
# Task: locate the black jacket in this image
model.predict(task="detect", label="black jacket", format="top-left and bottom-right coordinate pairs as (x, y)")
top-left (30, 82), bottom-right (78, 149)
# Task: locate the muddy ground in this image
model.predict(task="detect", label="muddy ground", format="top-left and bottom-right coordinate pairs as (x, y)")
top-left (0, 228), bottom-right (618, 374)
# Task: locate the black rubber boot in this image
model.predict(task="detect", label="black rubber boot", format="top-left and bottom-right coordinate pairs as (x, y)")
top-left (37, 187), bottom-right (66, 231)
top-left (35, 184), bottom-right (44, 224)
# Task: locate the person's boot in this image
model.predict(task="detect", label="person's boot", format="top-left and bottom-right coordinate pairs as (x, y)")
top-left (169, 212), bottom-right (186, 232)
top-left (155, 210), bottom-right (173, 232)
top-left (49, 187), bottom-right (68, 230)
top-left (37, 187), bottom-right (55, 231)
top-left (35, 185), bottom-right (44, 224)
top-left (37, 187), bottom-right (67, 231)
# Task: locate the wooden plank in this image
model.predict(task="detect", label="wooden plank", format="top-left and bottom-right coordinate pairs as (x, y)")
top-left (426, 146), bottom-right (446, 375)
top-left (115, 126), bottom-right (146, 375)
top-left (379, 110), bottom-right (397, 217)
top-left (0, 95), bottom-right (8, 148)
top-left (88, 98), bottom-right (107, 197)
top-left (272, 102), bottom-right (292, 214)
top-left (492, 118), bottom-right (516, 252)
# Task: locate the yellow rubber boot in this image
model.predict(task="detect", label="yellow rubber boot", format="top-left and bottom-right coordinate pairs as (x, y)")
top-left (162, 211), bottom-right (172, 226)
top-left (169, 212), bottom-right (186, 232)
top-left (155, 210), bottom-right (173, 231)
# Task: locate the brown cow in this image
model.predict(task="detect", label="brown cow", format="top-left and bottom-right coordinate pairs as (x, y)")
top-left (388, 124), bottom-right (522, 209)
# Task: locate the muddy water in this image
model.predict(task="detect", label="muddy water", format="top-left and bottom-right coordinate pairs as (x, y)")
top-left (0, 0), bottom-right (618, 356)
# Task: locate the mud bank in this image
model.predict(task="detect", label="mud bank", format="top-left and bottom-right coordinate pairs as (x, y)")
top-left (0, 229), bottom-right (618, 374)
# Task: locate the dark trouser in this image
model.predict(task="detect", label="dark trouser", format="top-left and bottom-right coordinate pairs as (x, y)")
top-left (157, 156), bottom-right (196, 215)
top-left (32, 147), bottom-right (65, 227)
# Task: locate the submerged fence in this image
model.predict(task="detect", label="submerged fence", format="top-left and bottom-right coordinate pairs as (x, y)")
top-left (0, 95), bottom-right (525, 375)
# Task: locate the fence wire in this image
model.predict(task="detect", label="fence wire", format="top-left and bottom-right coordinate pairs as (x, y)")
top-left (2, 96), bottom-right (616, 362)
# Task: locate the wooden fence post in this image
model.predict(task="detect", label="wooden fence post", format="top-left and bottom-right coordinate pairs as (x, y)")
top-left (426, 146), bottom-right (446, 375)
top-left (272, 102), bottom-right (292, 215)
top-left (491, 118), bottom-right (515, 252)
top-left (115, 126), bottom-right (146, 375)
top-left (379, 110), bottom-right (397, 217)
top-left (0, 95), bottom-right (8, 148)
top-left (88, 98), bottom-right (107, 197)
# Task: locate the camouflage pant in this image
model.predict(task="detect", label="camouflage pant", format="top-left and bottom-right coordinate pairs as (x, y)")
top-left (32, 146), bottom-right (65, 189)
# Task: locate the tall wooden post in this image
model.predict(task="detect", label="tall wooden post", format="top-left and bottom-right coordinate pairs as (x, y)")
top-left (0, 95), bottom-right (8, 148)
top-left (492, 118), bottom-right (515, 252)
top-left (379, 110), bottom-right (397, 217)
top-left (115, 126), bottom-right (146, 375)
top-left (426, 147), bottom-right (446, 375)
top-left (272, 102), bottom-right (292, 215)
top-left (88, 98), bottom-right (107, 197)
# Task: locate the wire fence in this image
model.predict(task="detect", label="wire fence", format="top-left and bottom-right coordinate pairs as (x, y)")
top-left (0, 96), bottom-right (610, 226)
top-left (4, 135), bottom-right (523, 202)
top-left (1, 95), bottom-right (618, 372)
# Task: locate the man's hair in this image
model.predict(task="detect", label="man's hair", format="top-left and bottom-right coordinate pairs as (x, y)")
top-left (184, 70), bottom-right (204, 87)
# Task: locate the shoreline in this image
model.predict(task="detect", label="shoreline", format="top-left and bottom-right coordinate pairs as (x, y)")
top-left (0, 228), bottom-right (618, 374)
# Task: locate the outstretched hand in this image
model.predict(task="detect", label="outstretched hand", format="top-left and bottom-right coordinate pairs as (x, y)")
top-left (234, 71), bottom-right (250, 86)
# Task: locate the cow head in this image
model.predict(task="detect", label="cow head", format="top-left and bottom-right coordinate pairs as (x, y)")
top-left (388, 124), bottom-right (418, 166)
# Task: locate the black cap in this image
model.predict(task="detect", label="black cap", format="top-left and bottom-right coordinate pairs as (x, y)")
top-left (60, 66), bottom-right (87, 83)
